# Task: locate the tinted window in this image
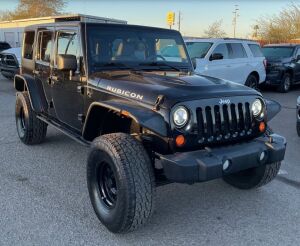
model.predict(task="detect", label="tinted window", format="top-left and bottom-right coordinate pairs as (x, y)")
top-left (57, 32), bottom-right (79, 57)
top-left (37, 31), bottom-right (52, 62)
top-left (23, 32), bottom-right (35, 59)
top-left (262, 47), bottom-right (294, 58)
top-left (186, 42), bottom-right (213, 59)
top-left (229, 43), bottom-right (247, 58)
top-left (0, 42), bottom-right (11, 51)
top-left (212, 44), bottom-right (229, 59)
top-left (248, 44), bottom-right (264, 57)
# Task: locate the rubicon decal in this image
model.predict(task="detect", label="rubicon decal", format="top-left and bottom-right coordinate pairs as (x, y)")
top-left (106, 86), bottom-right (144, 100)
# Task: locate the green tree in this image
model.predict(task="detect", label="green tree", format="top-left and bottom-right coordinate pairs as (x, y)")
top-left (256, 3), bottom-right (300, 43)
top-left (1, 0), bottom-right (66, 21)
top-left (203, 19), bottom-right (227, 38)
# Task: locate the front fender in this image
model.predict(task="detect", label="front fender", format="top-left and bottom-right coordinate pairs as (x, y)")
top-left (265, 99), bottom-right (281, 122)
top-left (14, 74), bottom-right (48, 113)
top-left (85, 100), bottom-right (168, 137)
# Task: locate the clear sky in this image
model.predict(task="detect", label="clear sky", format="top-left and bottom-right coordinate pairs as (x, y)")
top-left (0, 0), bottom-right (295, 37)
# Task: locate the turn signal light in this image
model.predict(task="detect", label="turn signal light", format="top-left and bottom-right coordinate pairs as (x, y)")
top-left (259, 122), bottom-right (266, 132)
top-left (175, 135), bottom-right (185, 147)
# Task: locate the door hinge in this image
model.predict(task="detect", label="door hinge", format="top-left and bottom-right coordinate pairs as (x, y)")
top-left (78, 114), bottom-right (85, 123)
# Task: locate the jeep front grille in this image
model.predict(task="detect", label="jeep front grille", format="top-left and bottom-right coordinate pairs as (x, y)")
top-left (196, 102), bottom-right (254, 144)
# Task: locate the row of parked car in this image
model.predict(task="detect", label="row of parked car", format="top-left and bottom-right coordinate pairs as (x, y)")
top-left (1, 38), bottom-right (300, 93)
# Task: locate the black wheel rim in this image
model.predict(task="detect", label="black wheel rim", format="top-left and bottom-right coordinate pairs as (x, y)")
top-left (97, 162), bottom-right (117, 208)
top-left (17, 106), bottom-right (26, 137)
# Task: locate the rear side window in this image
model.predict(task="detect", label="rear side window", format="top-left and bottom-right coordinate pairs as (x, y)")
top-left (212, 43), bottom-right (229, 59)
top-left (229, 43), bottom-right (247, 58)
top-left (37, 31), bottom-right (53, 63)
top-left (23, 32), bottom-right (35, 59)
top-left (248, 44), bottom-right (264, 57)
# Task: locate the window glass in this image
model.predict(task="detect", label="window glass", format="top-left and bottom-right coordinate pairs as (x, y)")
top-left (157, 39), bottom-right (186, 62)
top-left (262, 47), bottom-right (294, 58)
top-left (295, 48), bottom-right (300, 57)
top-left (186, 42), bottom-right (213, 59)
top-left (23, 32), bottom-right (35, 59)
top-left (57, 32), bottom-right (78, 56)
top-left (248, 44), bottom-right (264, 57)
top-left (37, 31), bottom-right (52, 62)
top-left (212, 44), bottom-right (229, 59)
top-left (229, 43), bottom-right (247, 58)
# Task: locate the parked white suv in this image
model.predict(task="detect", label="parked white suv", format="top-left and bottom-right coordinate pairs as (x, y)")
top-left (185, 38), bottom-right (266, 89)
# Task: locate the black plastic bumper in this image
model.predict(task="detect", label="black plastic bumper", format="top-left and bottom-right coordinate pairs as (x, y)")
top-left (159, 134), bottom-right (286, 183)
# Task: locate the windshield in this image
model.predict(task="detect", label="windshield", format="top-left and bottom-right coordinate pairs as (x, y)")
top-left (262, 47), bottom-right (294, 58)
top-left (185, 42), bottom-right (213, 59)
top-left (86, 25), bottom-right (192, 73)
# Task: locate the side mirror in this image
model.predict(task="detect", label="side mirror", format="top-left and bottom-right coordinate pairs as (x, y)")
top-left (210, 53), bottom-right (224, 61)
top-left (191, 58), bottom-right (197, 69)
top-left (57, 54), bottom-right (77, 71)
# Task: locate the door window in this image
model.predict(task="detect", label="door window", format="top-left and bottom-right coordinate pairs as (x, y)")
top-left (23, 31), bottom-right (35, 59)
top-left (229, 43), bottom-right (247, 59)
top-left (36, 31), bottom-right (53, 63)
top-left (56, 31), bottom-right (79, 57)
top-left (212, 44), bottom-right (229, 59)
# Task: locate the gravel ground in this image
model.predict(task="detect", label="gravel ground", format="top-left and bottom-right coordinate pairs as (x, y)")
top-left (0, 75), bottom-right (299, 246)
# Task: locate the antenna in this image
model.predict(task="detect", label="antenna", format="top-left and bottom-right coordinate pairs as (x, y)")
top-left (232, 5), bottom-right (239, 38)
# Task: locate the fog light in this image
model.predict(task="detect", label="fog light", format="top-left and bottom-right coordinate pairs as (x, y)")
top-left (223, 160), bottom-right (231, 171)
top-left (259, 151), bottom-right (266, 162)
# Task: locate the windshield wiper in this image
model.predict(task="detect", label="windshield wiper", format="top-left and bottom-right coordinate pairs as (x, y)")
top-left (138, 62), bottom-right (184, 72)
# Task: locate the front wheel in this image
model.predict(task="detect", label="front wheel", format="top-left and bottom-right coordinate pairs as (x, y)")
top-left (223, 162), bottom-right (281, 189)
top-left (87, 133), bottom-right (155, 233)
top-left (278, 73), bottom-right (291, 93)
top-left (245, 74), bottom-right (258, 90)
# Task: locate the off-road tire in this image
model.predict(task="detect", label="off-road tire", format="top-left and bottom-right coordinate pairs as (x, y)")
top-left (245, 74), bottom-right (258, 90)
top-left (15, 92), bottom-right (47, 145)
top-left (223, 126), bottom-right (281, 189)
top-left (278, 73), bottom-right (291, 93)
top-left (223, 162), bottom-right (281, 189)
top-left (297, 122), bottom-right (300, 137)
top-left (87, 133), bottom-right (155, 233)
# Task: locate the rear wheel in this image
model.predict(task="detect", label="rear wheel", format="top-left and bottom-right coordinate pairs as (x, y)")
top-left (278, 73), bottom-right (291, 93)
top-left (245, 74), bottom-right (258, 90)
top-left (87, 133), bottom-right (155, 233)
top-left (15, 92), bottom-right (47, 145)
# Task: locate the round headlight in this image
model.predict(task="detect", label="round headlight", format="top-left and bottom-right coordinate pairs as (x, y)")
top-left (173, 106), bottom-right (189, 127)
top-left (251, 99), bottom-right (263, 117)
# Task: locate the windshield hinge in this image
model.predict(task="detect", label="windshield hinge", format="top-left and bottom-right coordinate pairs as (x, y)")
top-left (153, 95), bottom-right (165, 111)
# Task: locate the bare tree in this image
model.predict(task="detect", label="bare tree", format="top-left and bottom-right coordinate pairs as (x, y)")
top-left (0, 0), bottom-right (66, 21)
top-left (256, 3), bottom-right (300, 43)
top-left (203, 19), bottom-right (227, 38)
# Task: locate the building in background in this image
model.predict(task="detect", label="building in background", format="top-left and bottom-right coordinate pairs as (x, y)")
top-left (0, 14), bottom-right (127, 48)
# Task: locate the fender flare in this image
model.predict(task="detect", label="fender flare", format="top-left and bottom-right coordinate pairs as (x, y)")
top-left (83, 100), bottom-right (168, 137)
top-left (14, 74), bottom-right (48, 113)
top-left (265, 99), bottom-right (281, 122)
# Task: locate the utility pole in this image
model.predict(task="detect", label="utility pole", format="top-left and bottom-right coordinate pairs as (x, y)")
top-left (232, 5), bottom-right (239, 38)
top-left (178, 11), bottom-right (182, 32)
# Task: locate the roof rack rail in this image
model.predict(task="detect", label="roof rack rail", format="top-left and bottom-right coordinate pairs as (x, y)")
top-left (223, 38), bottom-right (256, 42)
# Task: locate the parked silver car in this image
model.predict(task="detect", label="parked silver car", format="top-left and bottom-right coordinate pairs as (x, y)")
top-left (0, 47), bottom-right (21, 79)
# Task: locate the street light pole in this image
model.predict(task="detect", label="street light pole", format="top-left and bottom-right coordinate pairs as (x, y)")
top-left (232, 5), bottom-right (239, 38)
top-left (178, 11), bottom-right (182, 32)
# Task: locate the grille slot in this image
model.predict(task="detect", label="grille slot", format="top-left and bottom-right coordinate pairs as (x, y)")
top-left (196, 102), bottom-right (254, 144)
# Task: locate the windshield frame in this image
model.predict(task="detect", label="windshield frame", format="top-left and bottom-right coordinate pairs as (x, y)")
top-left (262, 46), bottom-right (295, 58)
top-left (84, 23), bottom-right (194, 75)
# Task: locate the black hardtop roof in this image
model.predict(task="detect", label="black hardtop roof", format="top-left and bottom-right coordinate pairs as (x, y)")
top-left (263, 43), bottom-right (300, 48)
top-left (24, 21), bottom-right (180, 34)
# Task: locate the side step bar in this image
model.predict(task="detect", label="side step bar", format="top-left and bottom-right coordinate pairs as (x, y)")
top-left (37, 115), bottom-right (91, 147)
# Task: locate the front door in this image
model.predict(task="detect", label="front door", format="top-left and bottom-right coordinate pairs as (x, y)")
top-left (51, 28), bottom-right (84, 131)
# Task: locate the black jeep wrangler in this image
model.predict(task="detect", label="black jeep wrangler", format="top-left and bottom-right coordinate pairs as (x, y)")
top-left (14, 22), bottom-right (286, 233)
top-left (262, 44), bottom-right (300, 93)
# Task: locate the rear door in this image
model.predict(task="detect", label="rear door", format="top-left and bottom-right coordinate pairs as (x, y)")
top-left (227, 43), bottom-right (249, 84)
top-left (51, 27), bottom-right (84, 131)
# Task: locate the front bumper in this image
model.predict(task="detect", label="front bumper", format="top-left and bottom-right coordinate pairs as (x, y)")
top-left (159, 134), bottom-right (286, 183)
top-left (0, 65), bottom-right (19, 77)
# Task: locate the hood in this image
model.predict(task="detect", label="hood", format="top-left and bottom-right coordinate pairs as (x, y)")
top-left (91, 71), bottom-right (260, 107)
top-left (266, 56), bottom-right (292, 63)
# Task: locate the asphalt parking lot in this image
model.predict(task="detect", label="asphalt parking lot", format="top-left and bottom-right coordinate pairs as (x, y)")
top-left (0, 75), bottom-right (299, 246)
